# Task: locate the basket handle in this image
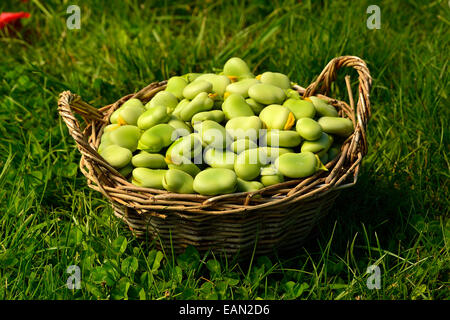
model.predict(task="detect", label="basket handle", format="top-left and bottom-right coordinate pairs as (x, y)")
top-left (303, 56), bottom-right (372, 156)
top-left (57, 91), bottom-right (106, 158)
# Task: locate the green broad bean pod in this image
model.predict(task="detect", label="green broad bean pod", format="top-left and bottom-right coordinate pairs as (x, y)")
top-left (230, 138), bottom-right (258, 154)
top-left (131, 168), bottom-right (167, 189)
top-left (132, 151), bottom-right (167, 169)
top-left (275, 152), bottom-right (318, 178)
top-left (300, 132), bottom-right (333, 154)
top-left (317, 117), bottom-right (354, 137)
top-left (99, 144), bottom-right (132, 169)
top-left (137, 105), bottom-right (170, 130)
top-left (308, 96), bottom-right (339, 117)
top-left (236, 178), bottom-right (264, 192)
top-left (203, 148), bottom-right (236, 170)
top-left (165, 76), bottom-right (188, 100)
top-left (191, 110), bottom-right (225, 125)
top-left (182, 80), bottom-right (213, 100)
top-left (234, 148), bottom-right (268, 181)
top-left (258, 72), bottom-right (291, 90)
top-left (145, 91), bottom-right (178, 113)
top-left (195, 74), bottom-right (230, 97)
top-left (114, 98), bottom-right (146, 126)
top-left (221, 93), bottom-right (255, 119)
top-left (296, 118), bottom-right (323, 141)
top-left (193, 168), bottom-right (237, 196)
top-left (162, 169), bottom-right (195, 194)
top-left (259, 104), bottom-right (295, 130)
top-left (109, 125), bottom-right (141, 152)
top-left (262, 130), bottom-right (302, 148)
top-left (137, 123), bottom-right (176, 153)
top-left (179, 92), bottom-right (214, 121)
top-left (225, 116), bottom-right (262, 141)
top-left (225, 78), bottom-right (260, 98)
top-left (248, 83), bottom-right (286, 105)
top-left (283, 99), bottom-right (316, 120)
top-left (223, 57), bottom-right (254, 80)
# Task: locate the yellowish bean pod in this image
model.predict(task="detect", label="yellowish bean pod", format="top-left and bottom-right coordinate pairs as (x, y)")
top-left (223, 57), bottom-right (254, 80)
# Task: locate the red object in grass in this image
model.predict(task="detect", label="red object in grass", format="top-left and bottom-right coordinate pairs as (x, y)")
top-left (0, 12), bottom-right (31, 29)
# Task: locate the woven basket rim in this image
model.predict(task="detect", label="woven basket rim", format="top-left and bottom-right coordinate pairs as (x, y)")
top-left (57, 55), bottom-right (372, 217)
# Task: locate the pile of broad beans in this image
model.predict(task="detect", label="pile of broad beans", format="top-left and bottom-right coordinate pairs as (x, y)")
top-left (98, 58), bottom-right (353, 196)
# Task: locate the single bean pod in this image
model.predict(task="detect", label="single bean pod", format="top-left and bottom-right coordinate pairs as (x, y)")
top-left (225, 78), bottom-right (260, 98)
top-left (223, 57), bottom-right (254, 80)
top-left (234, 148), bottom-right (268, 181)
top-left (248, 83), bottom-right (286, 105)
top-left (283, 99), bottom-right (316, 120)
top-left (275, 152), bottom-right (317, 178)
top-left (191, 110), bottom-right (225, 125)
top-left (99, 144), bottom-right (132, 169)
top-left (167, 117), bottom-right (192, 137)
top-left (131, 168), bottom-right (167, 189)
top-left (132, 151), bottom-right (167, 169)
top-left (258, 72), bottom-right (291, 90)
top-left (193, 168), bottom-right (237, 196)
top-left (168, 161), bottom-right (201, 177)
top-left (137, 105), bottom-right (170, 130)
top-left (221, 93), bottom-right (255, 120)
top-left (308, 96), bottom-right (339, 117)
top-left (195, 74), bottom-right (231, 97)
top-left (109, 125), bottom-right (141, 152)
top-left (165, 133), bottom-right (203, 165)
top-left (137, 123), bottom-right (176, 153)
top-left (182, 80), bottom-right (213, 100)
top-left (114, 98), bottom-right (146, 125)
top-left (261, 130), bottom-right (302, 148)
top-left (196, 120), bottom-right (231, 149)
top-left (165, 76), bottom-right (188, 100)
top-left (172, 99), bottom-right (190, 119)
top-left (260, 165), bottom-right (285, 186)
top-left (317, 117), bottom-right (354, 137)
top-left (225, 116), bottom-right (262, 141)
top-left (245, 98), bottom-right (265, 115)
top-left (236, 178), bottom-right (264, 192)
top-left (300, 132), bottom-right (333, 153)
top-left (259, 104), bottom-right (295, 130)
top-left (230, 138), bottom-right (258, 154)
top-left (203, 148), bottom-right (236, 170)
top-left (296, 118), bottom-right (323, 141)
top-left (162, 169), bottom-right (195, 194)
top-left (179, 92), bottom-right (214, 121)
top-left (145, 91), bottom-right (178, 113)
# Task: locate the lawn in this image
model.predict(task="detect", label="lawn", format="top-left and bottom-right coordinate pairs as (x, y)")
top-left (0, 0), bottom-right (448, 300)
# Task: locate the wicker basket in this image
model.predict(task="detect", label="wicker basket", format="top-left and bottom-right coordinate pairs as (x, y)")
top-left (58, 56), bottom-right (371, 259)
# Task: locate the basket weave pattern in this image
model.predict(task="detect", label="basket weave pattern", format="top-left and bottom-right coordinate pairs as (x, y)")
top-left (58, 56), bottom-right (372, 258)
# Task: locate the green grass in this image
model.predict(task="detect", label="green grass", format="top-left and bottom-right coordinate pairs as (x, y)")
top-left (0, 0), bottom-right (448, 300)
